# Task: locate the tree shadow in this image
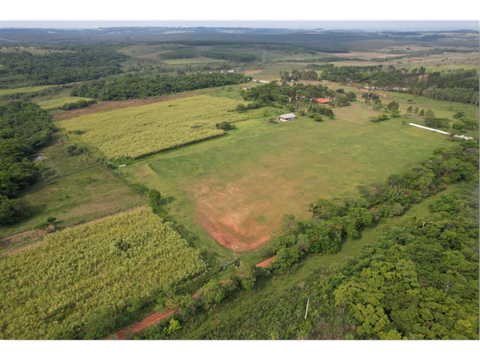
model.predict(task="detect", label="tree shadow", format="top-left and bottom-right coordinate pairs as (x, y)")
top-left (160, 196), bottom-right (176, 207)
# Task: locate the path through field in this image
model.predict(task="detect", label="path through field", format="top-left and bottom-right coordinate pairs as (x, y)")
top-left (108, 256), bottom-right (277, 340)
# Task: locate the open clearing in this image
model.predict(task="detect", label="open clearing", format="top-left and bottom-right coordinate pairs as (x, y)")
top-left (36, 96), bottom-right (93, 110)
top-left (0, 85), bottom-right (53, 96)
top-left (120, 99), bottom-right (450, 252)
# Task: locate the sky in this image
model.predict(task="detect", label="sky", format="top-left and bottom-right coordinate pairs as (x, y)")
top-left (0, 20), bottom-right (478, 31)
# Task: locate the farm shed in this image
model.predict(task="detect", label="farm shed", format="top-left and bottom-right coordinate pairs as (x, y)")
top-left (277, 113), bottom-right (296, 122)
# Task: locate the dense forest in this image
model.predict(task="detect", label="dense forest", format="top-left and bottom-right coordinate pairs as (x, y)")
top-left (70, 73), bottom-right (250, 101)
top-left (321, 66), bottom-right (479, 105)
top-left (0, 102), bottom-right (55, 225)
top-left (0, 45), bottom-right (126, 88)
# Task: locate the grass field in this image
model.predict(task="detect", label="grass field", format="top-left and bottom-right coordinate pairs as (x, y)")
top-left (58, 95), bottom-right (249, 160)
top-left (0, 207), bottom-right (207, 339)
top-left (0, 85), bottom-right (53, 96)
top-left (36, 96), bottom-right (93, 110)
top-left (119, 99), bottom-right (450, 253)
top-left (0, 133), bottom-right (145, 241)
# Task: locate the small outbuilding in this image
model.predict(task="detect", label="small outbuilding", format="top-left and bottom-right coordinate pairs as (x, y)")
top-left (316, 98), bottom-right (330, 104)
top-left (277, 113), bottom-right (296, 122)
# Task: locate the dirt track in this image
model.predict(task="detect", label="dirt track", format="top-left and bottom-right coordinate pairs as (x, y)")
top-left (111, 309), bottom-right (177, 340)
top-left (108, 255), bottom-right (277, 340)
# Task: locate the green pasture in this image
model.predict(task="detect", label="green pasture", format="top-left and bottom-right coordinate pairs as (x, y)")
top-left (119, 96), bottom-right (450, 258)
top-left (0, 85), bottom-right (53, 96)
top-left (36, 96), bottom-right (93, 110)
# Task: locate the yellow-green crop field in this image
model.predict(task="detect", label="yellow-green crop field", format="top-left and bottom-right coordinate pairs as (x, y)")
top-left (0, 208), bottom-right (206, 339)
top-left (59, 95), bottom-right (248, 160)
top-left (36, 96), bottom-right (93, 110)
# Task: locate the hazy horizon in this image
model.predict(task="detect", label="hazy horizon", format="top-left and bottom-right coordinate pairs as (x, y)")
top-left (0, 20), bottom-right (478, 31)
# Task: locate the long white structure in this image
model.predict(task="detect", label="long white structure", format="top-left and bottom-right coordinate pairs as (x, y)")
top-left (409, 123), bottom-right (474, 141)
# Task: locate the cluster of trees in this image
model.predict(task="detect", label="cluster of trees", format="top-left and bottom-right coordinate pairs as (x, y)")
top-left (452, 112), bottom-right (479, 131)
top-left (70, 73), bottom-right (250, 101)
top-left (60, 99), bottom-right (97, 110)
top-left (0, 45), bottom-right (126, 87)
top-left (315, 185), bottom-right (479, 339)
top-left (264, 143), bottom-right (479, 270)
top-left (322, 66), bottom-right (479, 105)
top-left (242, 82), bottom-right (354, 112)
top-left (241, 82), bottom-right (336, 109)
top-left (0, 102), bottom-right (55, 225)
top-left (280, 70), bottom-right (318, 82)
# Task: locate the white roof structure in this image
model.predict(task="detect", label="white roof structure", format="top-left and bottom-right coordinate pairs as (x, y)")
top-left (279, 113), bottom-right (296, 119)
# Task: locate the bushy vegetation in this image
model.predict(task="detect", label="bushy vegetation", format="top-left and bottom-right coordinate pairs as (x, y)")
top-left (319, 187), bottom-right (479, 339)
top-left (59, 95), bottom-right (248, 160)
top-left (0, 208), bottom-right (207, 339)
top-left (322, 66), bottom-right (479, 105)
top-left (70, 73), bottom-right (249, 101)
top-left (0, 45), bottom-right (126, 87)
top-left (0, 102), bottom-right (55, 225)
top-left (241, 82), bottom-right (339, 115)
top-left (36, 97), bottom-right (95, 110)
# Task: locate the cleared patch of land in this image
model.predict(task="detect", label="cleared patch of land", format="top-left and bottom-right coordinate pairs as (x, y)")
top-left (0, 207), bottom-right (206, 339)
top-left (58, 95), bottom-right (249, 160)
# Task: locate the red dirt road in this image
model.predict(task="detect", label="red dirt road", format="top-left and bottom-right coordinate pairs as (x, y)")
top-left (108, 256), bottom-right (277, 339)
top-left (255, 255), bottom-right (277, 268)
top-left (109, 309), bottom-right (177, 340)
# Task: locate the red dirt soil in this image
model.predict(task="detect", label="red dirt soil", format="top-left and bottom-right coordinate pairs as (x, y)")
top-left (110, 309), bottom-right (177, 340)
top-left (108, 256), bottom-right (276, 339)
top-left (255, 255), bottom-right (277, 268)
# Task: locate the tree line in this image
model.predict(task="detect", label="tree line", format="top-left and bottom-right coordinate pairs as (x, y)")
top-left (0, 102), bottom-right (55, 225)
top-left (70, 73), bottom-right (250, 101)
top-left (321, 65), bottom-right (479, 105)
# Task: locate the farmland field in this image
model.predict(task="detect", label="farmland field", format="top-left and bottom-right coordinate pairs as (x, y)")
top-left (58, 95), bottom-right (249, 160)
top-left (0, 207), bottom-right (206, 339)
top-left (120, 101), bottom-right (450, 252)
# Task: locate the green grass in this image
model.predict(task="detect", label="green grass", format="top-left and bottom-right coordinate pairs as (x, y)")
top-left (0, 85), bottom-right (53, 96)
top-left (119, 97), bottom-right (450, 259)
top-left (0, 133), bottom-right (146, 243)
